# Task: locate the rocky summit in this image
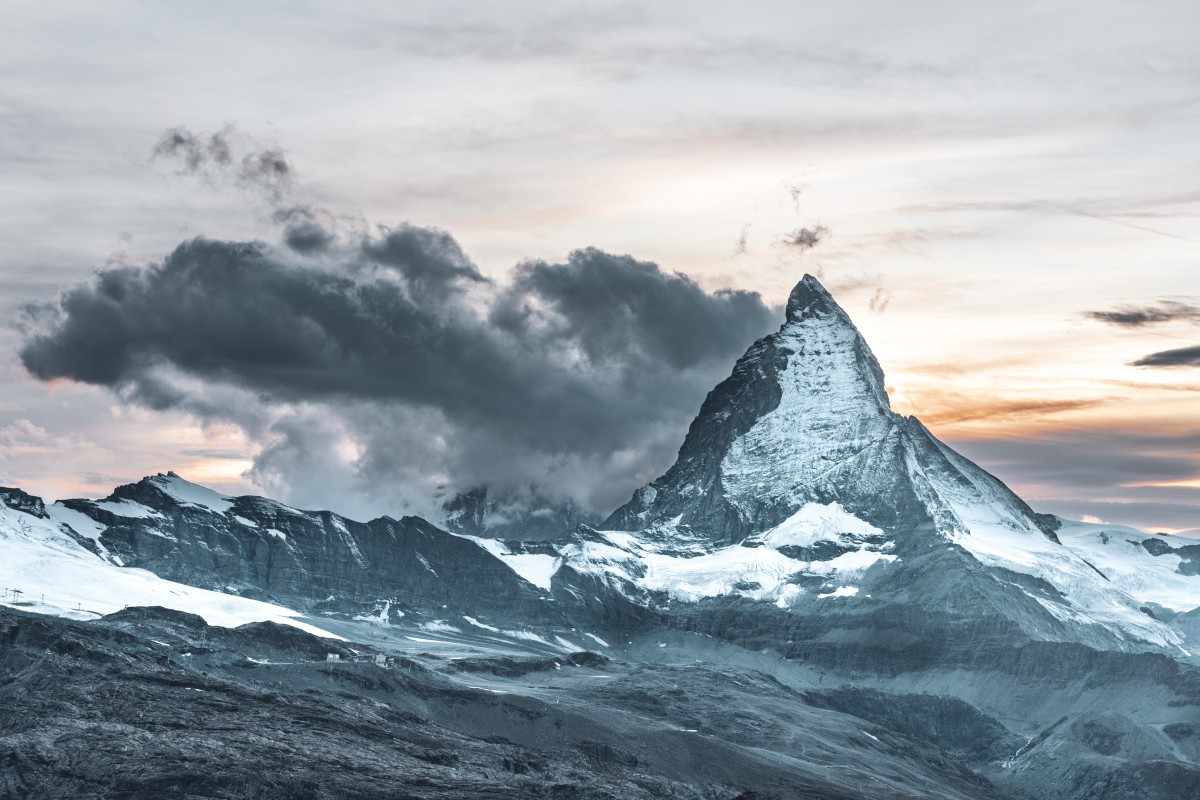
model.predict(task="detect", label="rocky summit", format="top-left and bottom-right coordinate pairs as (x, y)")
top-left (2, 275), bottom-right (1198, 799)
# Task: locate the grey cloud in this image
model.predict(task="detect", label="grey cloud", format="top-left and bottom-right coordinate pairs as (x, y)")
top-left (1028, 499), bottom-right (1200, 533)
top-left (237, 148), bottom-right (292, 199)
top-left (781, 225), bottom-right (829, 251)
top-left (1086, 301), bottom-right (1200, 327)
top-left (952, 429), bottom-right (1200, 491)
top-left (784, 182), bottom-right (805, 213)
top-left (153, 126), bottom-right (234, 170)
top-left (949, 430), bottom-right (1200, 531)
top-left (19, 229), bottom-right (780, 515)
top-left (732, 223), bottom-right (750, 257)
top-left (153, 125), bottom-right (294, 200)
top-left (492, 248), bottom-right (774, 371)
top-left (1131, 345), bottom-right (1200, 368)
top-left (361, 224), bottom-right (489, 300)
top-left (1083, 299), bottom-right (1200, 368)
top-left (283, 221), bottom-right (334, 255)
top-left (273, 205), bottom-right (365, 256)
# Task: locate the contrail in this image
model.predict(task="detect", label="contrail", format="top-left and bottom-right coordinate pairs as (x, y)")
top-left (1011, 192), bottom-right (1200, 246)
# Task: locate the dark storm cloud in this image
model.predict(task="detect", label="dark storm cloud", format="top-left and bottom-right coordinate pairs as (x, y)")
top-left (361, 224), bottom-right (489, 300)
top-left (1085, 301), bottom-right (1200, 327)
top-left (274, 206), bottom-right (337, 255)
top-left (492, 248), bottom-right (774, 371)
top-left (19, 229), bottom-right (780, 513)
top-left (1131, 345), bottom-right (1200, 368)
top-left (153, 125), bottom-right (294, 200)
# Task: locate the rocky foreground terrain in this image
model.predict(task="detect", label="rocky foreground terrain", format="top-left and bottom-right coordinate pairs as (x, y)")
top-left (2, 276), bottom-right (1198, 798)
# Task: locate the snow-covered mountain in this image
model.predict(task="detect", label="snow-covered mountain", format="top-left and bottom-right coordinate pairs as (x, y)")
top-left (3, 275), bottom-right (1199, 799)
top-left (565, 275), bottom-right (1195, 655)
top-left (3, 276), bottom-right (1197, 656)
top-left (0, 486), bottom-right (335, 638)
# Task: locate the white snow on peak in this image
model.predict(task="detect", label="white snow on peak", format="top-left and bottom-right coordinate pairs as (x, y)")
top-left (148, 474), bottom-right (234, 514)
top-left (456, 534), bottom-right (562, 591)
top-left (0, 501), bottom-right (340, 639)
top-left (752, 503), bottom-right (882, 548)
top-left (93, 499), bottom-right (164, 519)
top-left (818, 586), bottom-right (859, 599)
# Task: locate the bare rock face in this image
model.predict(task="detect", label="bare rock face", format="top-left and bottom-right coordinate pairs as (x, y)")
top-left (54, 473), bottom-right (549, 620)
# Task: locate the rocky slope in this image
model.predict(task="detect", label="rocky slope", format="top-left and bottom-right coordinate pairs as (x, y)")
top-left (0, 604), bottom-right (1020, 800)
top-left (50, 472), bottom-right (555, 622)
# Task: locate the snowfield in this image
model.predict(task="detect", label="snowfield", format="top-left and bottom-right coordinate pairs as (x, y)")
top-left (0, 501), bottom-right (340, 639)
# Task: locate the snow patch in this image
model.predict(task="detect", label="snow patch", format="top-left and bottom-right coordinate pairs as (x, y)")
top-left (563, 529), bottom-right (893, 606)
top-left (415, 553), bottom-right (438, 576)
top-left (754, 503), bottom-right (881, 548)
top-left (46, 503), bottom-right (107, 542)
top-left (462, 615), bottom-right (501, 632)
top-left (0, 503), bottom-right (340, 639)
top-left (554, 636), bottom-right (583, 652)
top-left (149, 474), bottom-right (234, 514)
top-left (457, 534), bottom-right (561, 590)
top-left (353, 601), bottom-right (392, 626)
top-left (93, 499), bottom-right (163, 519)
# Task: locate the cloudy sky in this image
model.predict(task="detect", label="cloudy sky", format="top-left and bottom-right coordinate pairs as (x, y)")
top-left (2, 1), bottom-right (1198, 532)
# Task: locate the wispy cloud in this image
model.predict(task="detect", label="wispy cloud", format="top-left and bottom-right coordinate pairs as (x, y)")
top-left (780, 225), bottom-right (829, 251)
top-left (152, 125), bottom-right (294, 201)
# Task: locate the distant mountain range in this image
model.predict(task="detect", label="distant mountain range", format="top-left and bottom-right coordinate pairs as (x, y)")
top-left (2, 276), bottom-right (1198, 799)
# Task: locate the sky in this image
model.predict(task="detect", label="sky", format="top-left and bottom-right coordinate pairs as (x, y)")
top-left (1, 1), bottom-right (1198, 533)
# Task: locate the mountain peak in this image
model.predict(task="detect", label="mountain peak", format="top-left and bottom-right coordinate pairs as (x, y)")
top-left (785, 273), bottom-right (837, 322)
top-left (605, 275), bottom-right (896, 538)
top-left (604, 276), bottom-right (1062, 550)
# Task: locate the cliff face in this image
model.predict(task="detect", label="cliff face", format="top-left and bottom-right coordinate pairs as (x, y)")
top-left (52, 473), bottom-right (550, 620)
